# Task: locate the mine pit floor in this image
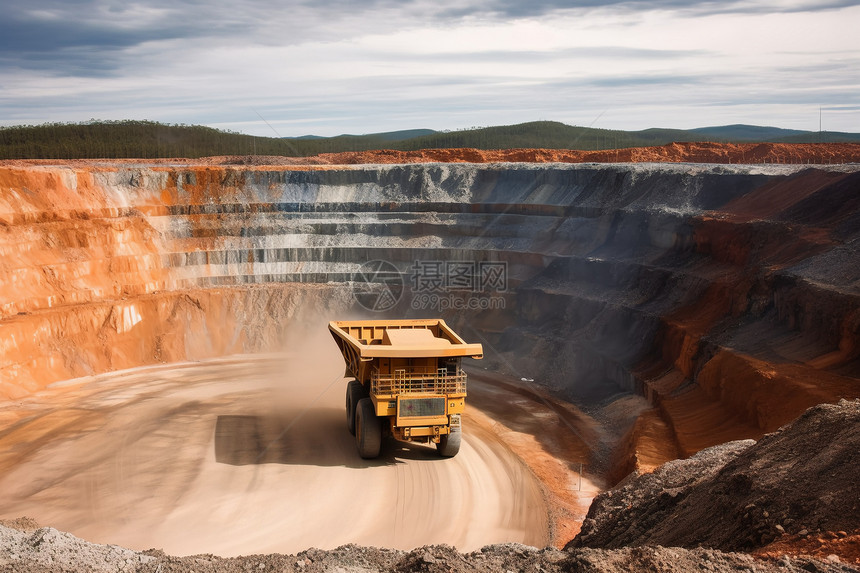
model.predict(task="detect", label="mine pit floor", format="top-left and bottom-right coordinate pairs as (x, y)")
top-left (0, 354), bottom-right (598, 556)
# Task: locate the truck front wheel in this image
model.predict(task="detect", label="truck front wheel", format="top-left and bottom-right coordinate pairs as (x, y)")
top-left (355, 397), bottom-right (382, 459)
top-left (437, 428), bottom-right (461, 457)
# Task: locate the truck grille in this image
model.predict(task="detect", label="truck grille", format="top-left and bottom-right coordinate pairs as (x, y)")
top-left (371, 368), bottom-right (466, 396)
top-left (398, 397), bottom-right (446, 418)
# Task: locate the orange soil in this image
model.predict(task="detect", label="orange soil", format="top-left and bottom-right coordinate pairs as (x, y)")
top-left (2, 141), bottom-right (860, 167)
top-left (754, 530), bottom-right (860, 566)
top-left (282, 141), bottom-right (860, 165)
top-left (466, 372), bottom-right (604, 547)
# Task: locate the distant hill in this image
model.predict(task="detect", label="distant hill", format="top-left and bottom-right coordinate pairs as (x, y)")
top-left (630, 124), bottom-right (850, 144)
top-left (779, 130), bottom-right (860, 144)
top-left (688, 124), bottom-right (807, 141)
top-left (358, 129), bottom-right (437, 142)
top-left (1, 119), bottom-right (857, 160)
top-left (288, 129), bottom-right (435, 142)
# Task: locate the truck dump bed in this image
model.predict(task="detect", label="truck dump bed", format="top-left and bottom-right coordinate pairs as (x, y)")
top-left (329, 319), bottom-right (483, 395)
top-left (329, 319), bottom-right (483, 359)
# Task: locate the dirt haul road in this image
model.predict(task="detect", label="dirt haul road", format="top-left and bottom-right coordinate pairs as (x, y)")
top-left (0, 335), bottom-right (595, 557)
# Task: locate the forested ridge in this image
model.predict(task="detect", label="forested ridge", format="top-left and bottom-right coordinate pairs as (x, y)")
top-left (2, 119), bottom-right (858, 159)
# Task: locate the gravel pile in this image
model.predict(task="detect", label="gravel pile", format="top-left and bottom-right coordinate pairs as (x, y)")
top-left (0, 523), bottom-right (154, 572)
top-left (2, 530), bottom-right (854, 573)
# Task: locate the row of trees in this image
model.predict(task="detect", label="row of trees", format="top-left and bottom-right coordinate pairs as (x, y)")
top-left (1, 119), bottom-right (857, 160)
top-left (0, 120), bottom-right (296, 159)
top-left (0, 120), bottom-right (667, 159)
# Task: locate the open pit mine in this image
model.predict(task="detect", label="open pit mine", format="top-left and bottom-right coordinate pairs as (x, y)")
top-left (1, 148), bottom-right (859, 572)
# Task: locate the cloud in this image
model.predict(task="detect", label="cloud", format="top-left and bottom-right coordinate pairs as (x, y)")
top-left (0, 2), bottom-right (213, 75)
top-left (0, 0), bottom-right (848, 79)
top-left (0, 0), bottom-right (858, 133)
top-left (0, 3), bottom-right (186, 51)
top-left (376, 46), bottom-right (710, 65)
top-left (2, 0), bottom-right (851, 62)
top-left (585, 74), bottom-right (704, 87)
top-left (466, 0), bottom-right (860, 18)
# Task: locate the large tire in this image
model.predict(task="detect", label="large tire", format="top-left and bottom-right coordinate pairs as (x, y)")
top-left (346, 380), bottom-right (364, 435)
top-left (437, 427), bottom-right (461, 458)
top-left (355, 397), bottom-right (382, 459)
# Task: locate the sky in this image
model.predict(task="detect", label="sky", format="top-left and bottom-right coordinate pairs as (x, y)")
top-left (1, 0), bottom-right (859, 137)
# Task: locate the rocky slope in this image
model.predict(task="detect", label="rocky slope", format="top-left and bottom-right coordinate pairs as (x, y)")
top-left (570, 399), bottom-right (860, 564)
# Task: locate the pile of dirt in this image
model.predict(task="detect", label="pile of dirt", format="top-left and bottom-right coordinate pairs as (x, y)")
top-left (1, 525), bottom-right (852, 573)
top-left (0, 521), bottom-right (154, 572)
top-left (569, 399), bottom-right (860, 563)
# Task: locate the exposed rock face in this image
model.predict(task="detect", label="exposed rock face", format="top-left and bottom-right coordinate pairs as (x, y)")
top-left (227, 141), bottom-right (860, 165)
top-left (569, 399), bottom-right (860, 553)
top-left (1, 161), bottom-right (858, 479)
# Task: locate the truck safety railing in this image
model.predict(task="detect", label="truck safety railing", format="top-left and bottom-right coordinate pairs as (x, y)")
top-left (371, 368), bottom-right (467, 396)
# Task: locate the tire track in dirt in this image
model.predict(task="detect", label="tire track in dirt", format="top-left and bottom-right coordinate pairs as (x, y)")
top-left (0, 352), bottom-right (592, 556)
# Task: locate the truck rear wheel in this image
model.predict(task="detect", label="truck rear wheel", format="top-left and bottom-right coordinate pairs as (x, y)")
top-left (437, 427), bottom-right (461, 458)
top-left (355, 397), bottom-right (382, 459)
top-left (346, 380), bottom-right (364, 435)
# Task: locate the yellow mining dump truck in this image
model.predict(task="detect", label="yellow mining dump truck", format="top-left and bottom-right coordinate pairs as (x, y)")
top-left (329, 319), bottom-right (483, 459)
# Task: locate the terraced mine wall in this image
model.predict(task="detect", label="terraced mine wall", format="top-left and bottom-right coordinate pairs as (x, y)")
top-left (1, 162), bottom-right (858, 478)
